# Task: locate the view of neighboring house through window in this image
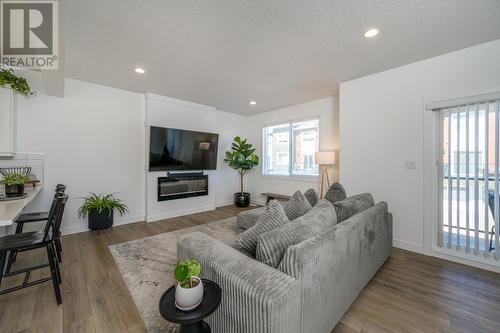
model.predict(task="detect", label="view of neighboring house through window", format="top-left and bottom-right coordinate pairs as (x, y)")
top-left (263, 118), bottom-right (319, 176)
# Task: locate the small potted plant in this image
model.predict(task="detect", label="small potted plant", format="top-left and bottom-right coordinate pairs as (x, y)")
top-left (1, 173), bottom-right (28, 197)
top-left (224, 136), bottom-right (259, 207)
top-left (174, 258), bottom-right (203, 311)
top-left (78, 193), bottom-right (129, 231)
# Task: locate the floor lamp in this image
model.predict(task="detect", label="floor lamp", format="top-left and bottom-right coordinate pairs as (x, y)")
top-left (315, 151), bottom-right (336, 198)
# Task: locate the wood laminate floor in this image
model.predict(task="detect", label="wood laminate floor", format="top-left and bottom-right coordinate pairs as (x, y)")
top-left (1, 205), bottom-right (500, 333)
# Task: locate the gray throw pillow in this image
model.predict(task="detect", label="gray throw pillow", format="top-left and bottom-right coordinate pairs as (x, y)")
top-left (304, 188), bottom-right (319, 207)
top-left (235, 200), bottom-right (289, 257)
top-left (333, 193), bottom-right (374, 222)
top-left (256, 200), bottom-right (337, 268)
top-left (285, 191), bottom-right (312, 220)
top-left (324, 183), bottom-right (347, 204)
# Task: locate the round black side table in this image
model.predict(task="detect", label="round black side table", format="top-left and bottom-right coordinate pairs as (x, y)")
top-left (159, 279), bottom-right (221, 333)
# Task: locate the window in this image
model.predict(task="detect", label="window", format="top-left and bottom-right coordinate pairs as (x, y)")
top-left (263, 118), bottom-right (319, 176)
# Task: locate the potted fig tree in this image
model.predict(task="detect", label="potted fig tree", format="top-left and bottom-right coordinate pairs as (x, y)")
top-left (78, 193), bottom-right (129, 231)
top-left (0, 173), bottom-right (28, 197)
top-left (224, 136), bottom-right (259, 207)
top-left (174, 258), bottom-right (203, 311)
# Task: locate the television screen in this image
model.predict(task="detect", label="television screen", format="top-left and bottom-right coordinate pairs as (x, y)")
top-left (149, 126), bottom-right (219, 171)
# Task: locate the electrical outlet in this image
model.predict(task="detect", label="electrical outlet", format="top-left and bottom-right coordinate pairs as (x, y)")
top-left (405, 161), bottom-right (416, 170)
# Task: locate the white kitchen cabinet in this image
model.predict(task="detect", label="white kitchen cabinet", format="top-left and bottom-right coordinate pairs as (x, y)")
top-left (0, 88), bottom-right (17, 157)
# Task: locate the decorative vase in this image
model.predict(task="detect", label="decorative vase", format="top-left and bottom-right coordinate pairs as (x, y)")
top-left (175, 276), bottom-right (204, 311)
top-left (88, 208), bottom-right (113, 230)
top-left (5, 184), bottom-right (25, 197)
top-left (234, 192), bottom-right (251, 207)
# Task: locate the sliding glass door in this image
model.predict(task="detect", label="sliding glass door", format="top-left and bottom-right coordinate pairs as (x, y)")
top-left (437, 99), bottom-right (500, 258)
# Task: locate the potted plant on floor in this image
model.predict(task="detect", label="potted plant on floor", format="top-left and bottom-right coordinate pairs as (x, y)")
top-left (0, 173), bottom-right (28, 197)
top-left (78, 193), bottom-right (129, 231)
top-left (174, 258), bottom-right (203, 311)
top-left (224, 136), bottom-right (259, 207)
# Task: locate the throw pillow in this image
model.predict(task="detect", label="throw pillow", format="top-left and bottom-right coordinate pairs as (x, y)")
top-left (324, 183), bottom-right (347, 204)
top-left (285, 191), bottom-right (312, 220)
top-left (234, 200), bottom-right (289, 257)
top-left (256, 200), bottom-right (337, 268)
top-left (333, 193), bottom-right (375, 222)
top-left (304, 188), bottom-right (319, 207)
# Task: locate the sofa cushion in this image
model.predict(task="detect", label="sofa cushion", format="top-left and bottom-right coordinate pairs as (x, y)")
top-left (236, 201), bottom-right (287, 230)
top-left (256, 200), bottom-right (337, 268)
top-left (235, 200), bottom-right (289, 257)
top-left (333, 193), bottom-right (374, 222)
top-left (285, 191), bottom-right (312, 220)
top-left (324, 183), bottom-right (347, 204)
top-left (304, 188), bottom-right (319, 207)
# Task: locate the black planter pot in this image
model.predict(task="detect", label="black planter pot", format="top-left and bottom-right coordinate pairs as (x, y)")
top-left (234, 192), bottom-right (251, 207)
top-left (88, 209), bottom-right (114, 231)
top-left (5, 184), bottom-right (25, 197)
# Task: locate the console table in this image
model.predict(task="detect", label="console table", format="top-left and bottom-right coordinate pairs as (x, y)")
top-left (261, 192), bottom-right (291, 203)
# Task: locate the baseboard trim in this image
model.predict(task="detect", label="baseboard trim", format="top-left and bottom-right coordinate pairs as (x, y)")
top-left (393, 239), bottom-right (425, 253)
top-left (215, 201), bottom-right (234, 207)
top-left (146, 205), bottom-right (215, 222)
top-left (61, 215), bottom-right (145, 235)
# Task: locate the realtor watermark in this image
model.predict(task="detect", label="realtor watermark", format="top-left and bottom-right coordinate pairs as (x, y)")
top-left (1, 0), bottom-right (59, 69)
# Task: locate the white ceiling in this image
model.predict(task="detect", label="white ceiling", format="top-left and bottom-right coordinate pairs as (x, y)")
top-left (65, 0), bottom-right (500, 115)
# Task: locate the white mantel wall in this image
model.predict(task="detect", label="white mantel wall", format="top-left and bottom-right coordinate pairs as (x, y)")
top-left (145, 93), bottom-right (244, 221)
top-left (339, 39), bottom-right (500, 271)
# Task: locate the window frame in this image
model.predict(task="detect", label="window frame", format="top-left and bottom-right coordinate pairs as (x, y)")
top-left (262, 116), bottom-right (320, 180)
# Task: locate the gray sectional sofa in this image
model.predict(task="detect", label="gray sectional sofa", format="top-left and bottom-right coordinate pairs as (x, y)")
top-left (177, 195), bottom-right (392, 333)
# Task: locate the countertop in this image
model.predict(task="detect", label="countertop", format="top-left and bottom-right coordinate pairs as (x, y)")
top-left (0, 186), bottom-right (43, 226)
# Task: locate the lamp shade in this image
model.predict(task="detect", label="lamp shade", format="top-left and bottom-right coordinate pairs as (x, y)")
top-left (198, 142), bottom-right (211, 150)
top-left (314, 151), bottom-right (335, 165)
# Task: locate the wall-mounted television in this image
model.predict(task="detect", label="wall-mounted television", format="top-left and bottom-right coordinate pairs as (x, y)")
top-left (149, 126), bottom-right (219, 171)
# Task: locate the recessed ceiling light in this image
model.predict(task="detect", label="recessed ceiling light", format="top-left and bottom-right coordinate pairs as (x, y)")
top-left (363, 28), bottom-right (379, 38)
top-left (250, 101), bottom-right (256, 105)
top-left (134, 67), bottom-right (146, 74)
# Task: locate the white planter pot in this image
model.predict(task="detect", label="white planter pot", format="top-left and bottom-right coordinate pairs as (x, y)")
top-left (175, 276), bottom-right (204, 311)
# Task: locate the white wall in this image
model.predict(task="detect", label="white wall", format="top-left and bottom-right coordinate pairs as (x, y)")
top-left (17, 79), bottom-right (146, 234)
top-left (146, 93), bottom-right (243, 221)
top-left (246, 97), bottom-right (339, 205)
top-left (339, 39), bottom-right (500, 271)
top-left (14, 79), bottom-right (337, 231)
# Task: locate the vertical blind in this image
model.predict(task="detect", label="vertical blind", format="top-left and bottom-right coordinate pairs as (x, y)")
top-left (432, 95), bottom-right (500, 259)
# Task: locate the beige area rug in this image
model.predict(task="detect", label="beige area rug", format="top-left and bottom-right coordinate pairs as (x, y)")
top-left (109, 217), bottom-right (240, 333)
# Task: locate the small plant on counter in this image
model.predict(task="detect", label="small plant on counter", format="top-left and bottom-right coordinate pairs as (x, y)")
top-left (78, 193), bottom-right (129, 231)
top-left (1, 173), bottom-right (28, 197)
top-left (0, 66), bottom-right (34, 96)
top-left (0, 173), bottom-right (28, 186)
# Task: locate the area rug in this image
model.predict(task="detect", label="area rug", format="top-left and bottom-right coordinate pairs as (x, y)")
top-left (109, 217), bottom-right (240, 333)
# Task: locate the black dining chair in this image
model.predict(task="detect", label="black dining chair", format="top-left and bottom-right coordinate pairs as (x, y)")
top-left (0, 194), bottom-right (68, 304)
top-left (13, 184), bottom-right (66, 263)
top-left (15, 184), bottom-right (66, 229)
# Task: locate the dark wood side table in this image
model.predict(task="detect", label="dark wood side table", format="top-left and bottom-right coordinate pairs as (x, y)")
top-left (159, 279), bottom-right (221, 333)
